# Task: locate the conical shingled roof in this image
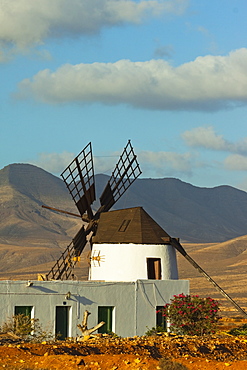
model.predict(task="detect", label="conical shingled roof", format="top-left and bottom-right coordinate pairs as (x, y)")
top-left (92, 207), bottom-right (170, 244)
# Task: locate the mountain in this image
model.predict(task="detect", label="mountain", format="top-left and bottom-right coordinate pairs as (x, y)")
top-left (95, 174), bottom-right (247, 243)
top-left (0, 164), bottom-right (82, 275)
top-left (177, 234), bottom-right (247, 315)
top-left (0, 163), bottom-right (82, 242)
top-left (1, 163), bottom-right (247, 314)
top-left (2, 163), bottom-right (247, 246)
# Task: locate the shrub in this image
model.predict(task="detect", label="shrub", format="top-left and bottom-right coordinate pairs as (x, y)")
top-left (159, 358), bottom-right (188, 369)
top-left (228, 323), bottom-right (247, 336)
top-left (161, 293), bottom-right (220, 336)
top-left (145, 326), bottom-right (167, 336)
top-left (1, 314), bottom-right (53, 342)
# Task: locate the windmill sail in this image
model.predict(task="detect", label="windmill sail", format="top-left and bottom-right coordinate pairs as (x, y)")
top-left (46, 226), bottom-right (87, 280)
top-left (61, 142), bottom-right (95, 219)
top-left (44, 140), bottom-right (142, 280)
top-left (99, 140), bottom-right (142, 212)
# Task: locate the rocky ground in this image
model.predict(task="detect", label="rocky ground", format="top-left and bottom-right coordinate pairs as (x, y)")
top-left (1, 320), bottom-right (247, 370)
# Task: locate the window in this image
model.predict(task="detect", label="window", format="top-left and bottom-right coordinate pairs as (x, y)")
top-left (15, 306), bottom-right (33, 317)
top-left (14, 306), bottom-right (34, 334)
top-left (55, 306), bottom-right (70, 340)
top-left (147, 258), bottom-right (161, 280)
top-left (118, 219), bottom-right (131, 232)
top-left (156, 306), bottom-right (166, 330)
top-left (98, 306), bottom-right (114, 333)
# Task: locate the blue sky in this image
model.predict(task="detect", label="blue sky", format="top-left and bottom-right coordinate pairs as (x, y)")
top-left (1, 0), bottom-right (247, 191)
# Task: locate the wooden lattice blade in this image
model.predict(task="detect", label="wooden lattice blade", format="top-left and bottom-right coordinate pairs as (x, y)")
top-left (61, 142), bottom-right (95, 218)
top-left (46, 226), bottom-right (88, 280)
top-left (99, 140), bottom-right (141, 212)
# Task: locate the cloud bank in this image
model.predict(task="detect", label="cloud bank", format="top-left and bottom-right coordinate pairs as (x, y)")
top-left (30, 149), bottom-right (195, 178)
top-left (0, 0), bottom-right (187, 60)
top-left (31, 128), bottom-right (247, 180)
top-left (17, 48), bottom-right (247, 111)
top-left (30, 151), bottom-right (75, 174)
top-left (138, 150), bottom-right (194, 177)
top-left (224, 155), bottom-right (247, 171)
top-left (182, 126), bottom-right (247, 155)
top-left (182, 126), bottom-right (247, 175)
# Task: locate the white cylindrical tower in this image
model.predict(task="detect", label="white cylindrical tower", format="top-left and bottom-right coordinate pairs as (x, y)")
top-left (89, 242), bottom-right (178, 281)
top-left (89, 207), bottom-right (179, 282)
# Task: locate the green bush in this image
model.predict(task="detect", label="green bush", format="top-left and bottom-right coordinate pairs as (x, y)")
top-left (1, 314), bottom-right (53, 342)
top-left (228, 323), bottom-right (247, 336)
top-left (161, 293), bottom-right (221, 336)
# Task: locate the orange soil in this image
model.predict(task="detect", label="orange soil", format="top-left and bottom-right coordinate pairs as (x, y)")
top-left (1, 330), bottom-right (247, 370)
top-left (1, 349), bottom-right (247, 370)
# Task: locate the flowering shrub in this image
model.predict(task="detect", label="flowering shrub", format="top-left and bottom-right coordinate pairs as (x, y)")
top-left (161, 294), bottom-right (220, 336)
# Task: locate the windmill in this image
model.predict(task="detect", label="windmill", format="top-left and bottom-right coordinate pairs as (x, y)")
top-left (42, 140), bottom-right (141, 281)
top-left (41, 140), bottom-right (247, 318)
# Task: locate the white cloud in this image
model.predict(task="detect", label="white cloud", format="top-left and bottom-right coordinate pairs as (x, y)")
top-left (0, 0), bottom-right (187, 58)
top-left (93, 150), bottom-right (196, 178)
top-left (31, 150), bottom-right (124, 176)
top-left (30, 147), bottom-right (219, 181)
top-left (138, 150), bottom-right (193, 177)
top-left (31, 151), bottom-right (75, 174)
top-left (182, 126), bottom-right (227, 150)
top-left (94, 155), bottom-right (120, 175)
top-left (29, 149), bottom-right (194, 179)
top-left (224, 154), bottom-right (247, 171)
top-left (16, 48), bottom-right (247, 111)
top-left (182, 126), bottom-right (247, 154)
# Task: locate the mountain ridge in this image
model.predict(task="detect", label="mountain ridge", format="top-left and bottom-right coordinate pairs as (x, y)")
top-left (1, 163), bottom-right (247, 243)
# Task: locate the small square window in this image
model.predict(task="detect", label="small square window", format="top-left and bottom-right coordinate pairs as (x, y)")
top-left (147, 258), bottom-right (162, 280)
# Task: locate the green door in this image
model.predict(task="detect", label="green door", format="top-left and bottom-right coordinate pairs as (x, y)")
top-left (15, 306), bottom-right (32, 317)
top-left (55, 306), bottom-right (69, 340)
top-left (98, 306), bottom-right (113, 334)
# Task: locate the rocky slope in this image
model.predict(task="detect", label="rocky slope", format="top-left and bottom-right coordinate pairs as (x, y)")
top-left (0, 164), bottom-right (82, 273)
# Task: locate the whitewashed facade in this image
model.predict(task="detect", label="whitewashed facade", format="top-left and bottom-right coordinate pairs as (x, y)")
top-left (0, 279), bottom-right (189, 338)
top-left (90, 243), bottom-right (178, 281)
top-left (0, 207), bottom-right (189, 338)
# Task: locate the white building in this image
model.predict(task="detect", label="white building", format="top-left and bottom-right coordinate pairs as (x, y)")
top-left (0, 207), bottom-right (189, 339)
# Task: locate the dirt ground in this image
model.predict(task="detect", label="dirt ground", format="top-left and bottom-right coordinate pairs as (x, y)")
top-left (1, 320), bottom-right (247, 370)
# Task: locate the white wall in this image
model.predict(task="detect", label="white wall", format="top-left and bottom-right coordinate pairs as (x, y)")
top-left (89, 243), bottom-right (178, 281)
top-left (0, 279), bottom-right (189, 337)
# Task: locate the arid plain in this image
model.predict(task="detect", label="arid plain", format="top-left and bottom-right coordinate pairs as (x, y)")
top-left (1, 235), bottom-right (247, 317)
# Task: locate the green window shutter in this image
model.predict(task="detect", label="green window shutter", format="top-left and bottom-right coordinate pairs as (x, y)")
top-left (98, 306), bottom-right (113, 333)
